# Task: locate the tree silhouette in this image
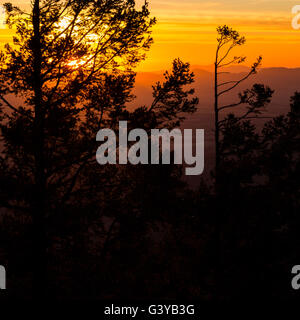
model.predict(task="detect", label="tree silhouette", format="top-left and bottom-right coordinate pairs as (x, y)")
top-left (0, 0), bottom-right (155, 297)
top-left (214, 25), bottom-right (268, 181)
top-left (0, 1), bottom-right (199, 298)
top-left (0, 6), bottom-right (298, 300)
top-left (213, 92), bottom-right (300, 299)
top-left (211, 25), bottom-right (274, 299)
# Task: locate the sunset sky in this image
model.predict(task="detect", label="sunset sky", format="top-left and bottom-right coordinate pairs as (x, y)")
top-left (1, 0), bottom-right (300, 71)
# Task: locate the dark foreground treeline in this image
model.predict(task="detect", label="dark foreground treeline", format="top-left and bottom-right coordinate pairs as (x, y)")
top-left (0, 92), bottom-right (299, 300)
top-left (0, 0), bottom-right (299, 301)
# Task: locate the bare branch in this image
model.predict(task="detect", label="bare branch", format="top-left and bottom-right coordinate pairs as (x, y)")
top-left (219, 102), bottom-right (243, 111)
top-left (0, 95), bottom-right (33, 120)
top-left (219, 56), bottom-right (246, 68)
top-left (217, 80), bottom-right (240, 87)
top-left (218, 69), bottom-right (256, 96)
top-left (217, 44), bottom-right (234, 66)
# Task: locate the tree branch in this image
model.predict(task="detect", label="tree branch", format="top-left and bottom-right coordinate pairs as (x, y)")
top-left (218, 69), bottom-right (256, 96)
top-left (0, 95), bottom-right (33, 120)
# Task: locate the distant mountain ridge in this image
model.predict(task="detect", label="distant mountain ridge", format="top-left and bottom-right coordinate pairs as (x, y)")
top-left (133, 66), bottom-right (300, 115)
top-left (133, 66), bottom-right (300, 185)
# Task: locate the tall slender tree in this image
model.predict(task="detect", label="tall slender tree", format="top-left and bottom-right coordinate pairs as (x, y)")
top-left (214, 25), bottom-right (265, 181)
top-left (0, 0), bottom-right (155, 297)
top-left (212, 25), bottom-right (274, 300)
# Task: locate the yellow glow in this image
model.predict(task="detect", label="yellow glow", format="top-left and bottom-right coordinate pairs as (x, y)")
top-left (56, 16), bottom-right (72, 31)
top-left (67, 58), bottom-right (86, 68)
top-left (0, 0), bottom-right (299, 71)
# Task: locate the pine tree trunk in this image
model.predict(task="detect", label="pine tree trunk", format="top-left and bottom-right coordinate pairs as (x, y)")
top-left (214, 60), bottom-right (222, 300)
top-left (214, 61), bottom-right (220, 181)
top-left (32, 0), bottom-right (47, 299)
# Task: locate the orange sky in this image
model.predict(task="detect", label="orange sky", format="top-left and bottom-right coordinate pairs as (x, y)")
top-left (136, 0), bottom-right (300, 71)
top-left (1, 0), bottom-right (300, 71)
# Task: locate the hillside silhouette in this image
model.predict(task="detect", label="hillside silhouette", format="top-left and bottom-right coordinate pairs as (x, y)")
top-left (134, 67), bottom-right (300, 114)
top-left (132, 66), bottom-right (300, 186)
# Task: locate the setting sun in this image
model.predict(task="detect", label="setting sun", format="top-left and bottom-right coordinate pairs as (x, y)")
top-left (67, 59), bottom-right (86, 69)
top-left (2, 0), bottom-right (300, 71)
